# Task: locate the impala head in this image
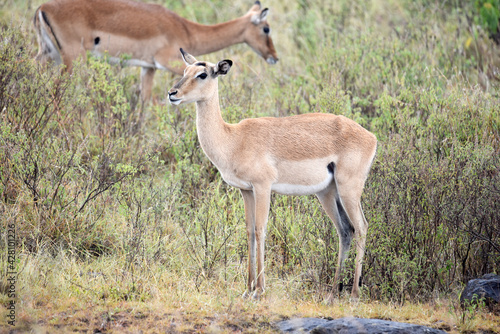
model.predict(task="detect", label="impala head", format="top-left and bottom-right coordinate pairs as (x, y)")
top-left (245, 1), bottom-right (278, 65)
top-left (168, 49), bottom-right (232, 105)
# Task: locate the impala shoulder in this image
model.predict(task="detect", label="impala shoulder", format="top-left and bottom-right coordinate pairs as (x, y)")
top-left (236, 117), bottom-right (279, 137)
top-left (237, 116), bottom-right (273, 128)
top-left (145, 1), bottom-right (172, 14)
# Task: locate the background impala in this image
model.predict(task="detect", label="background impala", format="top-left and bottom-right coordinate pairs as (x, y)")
top-left (33, 0), bottom-right (278, 101)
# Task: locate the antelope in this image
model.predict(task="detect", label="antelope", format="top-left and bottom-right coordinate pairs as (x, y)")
top-left (33, 0), bottom-right (278, 101)
top-left (168, 49), bottom-right (377, 300)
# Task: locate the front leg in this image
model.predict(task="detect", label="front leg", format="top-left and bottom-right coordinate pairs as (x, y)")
top-left (140, 67), bottom-right (156, 103)
top-left (154, 47), bottom-right (186, 75)
top-left (252, 184), bottom-right (272, 299)
top-left (240, 189), bottom-right (256, 298)
top-left (142, 47), bottom-right (185, 103)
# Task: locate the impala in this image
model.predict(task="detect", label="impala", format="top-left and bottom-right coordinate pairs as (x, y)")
top-left (33, 0), bottom-right (278, 101)
top-left (168, 49), bottom-right (377, 300)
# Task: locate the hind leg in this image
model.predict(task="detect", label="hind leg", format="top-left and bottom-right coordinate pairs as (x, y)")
top-left (59, 39), bottom-right (88, 73)
top-left (335, 172), bottom-right (369, 299)
top-left (352, 202), bottom-right (368, 298)
top-left (140, 67), bottom-right (156, 103)
top-left (341, 199), bottom-right (368, 299)
top-left (316, 182), bottom-right (354, 297)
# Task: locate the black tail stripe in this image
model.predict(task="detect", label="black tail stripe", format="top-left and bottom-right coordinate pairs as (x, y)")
top-left (328, 161), bottom-right (355, 236)
top-left (336, 197), bottom-right (355, 235)
top-left (41, 11), bottom-right (62, 51)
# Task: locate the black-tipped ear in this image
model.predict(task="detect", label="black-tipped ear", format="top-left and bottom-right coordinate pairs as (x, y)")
top-left (260, 8), bottom-right (269, 21)
top-left (251, 7), bottom-right (269, 24)
top-left (249, 1), bottom-right (262, 16)
top-left (214, 60), bottom-right (233, 77)
top-left (180, 48), bottom-right (197, 65)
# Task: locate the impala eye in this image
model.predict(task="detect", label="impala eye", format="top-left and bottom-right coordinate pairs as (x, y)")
top-left (197, 73), bottom-right (208, 80)
top-left (263, 26), bottom-right (270, 34)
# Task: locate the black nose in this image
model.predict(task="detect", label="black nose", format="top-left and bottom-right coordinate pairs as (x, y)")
top-left (169, 90), bottom-right (177, 96)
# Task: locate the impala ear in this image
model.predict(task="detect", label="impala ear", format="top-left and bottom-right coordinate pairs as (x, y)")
top-left (249, 1), bottom-right (261, 12)
top-left (180, 48), bottom-right (197, 65)
top-left (260, 8), bottom-right (269, 21)
top-left (214, 60), bottom-right (233, 77)
top-left (251, 8), bottom-right (269, 24)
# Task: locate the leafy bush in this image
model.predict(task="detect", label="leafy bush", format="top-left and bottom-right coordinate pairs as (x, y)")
top-left (0, 28), bottom-right (159, 257)
top-left (475, 0), bottom-right (500, 36)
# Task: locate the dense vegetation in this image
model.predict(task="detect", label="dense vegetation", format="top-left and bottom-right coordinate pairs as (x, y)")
top-left (1, 0), bottom-right (499, 332)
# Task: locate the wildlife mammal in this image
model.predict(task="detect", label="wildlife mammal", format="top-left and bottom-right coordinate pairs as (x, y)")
top-left (168, 49), bottom-right (377, 299)
top-left (33, 0), bottom-right (278, 101)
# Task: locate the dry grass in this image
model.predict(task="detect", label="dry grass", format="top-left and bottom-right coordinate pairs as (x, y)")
top-left (1, 253), bottom-right (499, 333)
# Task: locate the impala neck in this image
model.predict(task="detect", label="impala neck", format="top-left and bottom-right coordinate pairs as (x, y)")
top-left (195, 88), bottom-right (232, 167)
top-left (185, 16), bottom-right (247, 56)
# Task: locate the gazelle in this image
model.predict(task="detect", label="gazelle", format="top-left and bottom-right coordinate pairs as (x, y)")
top-left (33, 0), bottom-right (278, 101)
top-left (168, 49), bottom-right (377, 300)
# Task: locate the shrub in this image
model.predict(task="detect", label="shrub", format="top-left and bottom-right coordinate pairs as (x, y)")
top-left (0, 28), bottom-right (159, 257)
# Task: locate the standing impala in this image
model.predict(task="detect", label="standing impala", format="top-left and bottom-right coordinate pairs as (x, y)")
top-left (33, 0), bottom-right (278, 101)
top-left (168, 49), bottom-right (377, 300)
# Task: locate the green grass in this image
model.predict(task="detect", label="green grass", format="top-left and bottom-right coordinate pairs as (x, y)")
top-left (1, 0), bottom-right (500, 332)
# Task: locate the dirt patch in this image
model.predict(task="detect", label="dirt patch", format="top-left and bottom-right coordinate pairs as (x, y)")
top-left (3, 307), bottom-right (282, 333)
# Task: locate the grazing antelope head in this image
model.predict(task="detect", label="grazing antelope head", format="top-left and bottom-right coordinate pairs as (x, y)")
top-left (245, 1), bottom-right (278, 65)
top-left (33, 0), bottom-right (278, 102)
top-left (169, 50), bottom-right (377, 301)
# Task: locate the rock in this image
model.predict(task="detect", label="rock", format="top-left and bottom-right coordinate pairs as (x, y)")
top-left (278, 318), bottom-right (330, 332)
top-left (277, 317), bottom-right (447, 334)
top-left (460, 273), bottom-right (500, 313)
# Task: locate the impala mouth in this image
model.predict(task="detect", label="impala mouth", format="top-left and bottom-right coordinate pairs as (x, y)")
top-left (266, 57), bottom-right (278, 65)
top-left (168, 96), bottom-right (181, 105)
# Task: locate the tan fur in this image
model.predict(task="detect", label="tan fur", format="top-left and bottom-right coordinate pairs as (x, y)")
top-left (33, 0), bottom-right (278, 101)
top-left (168, 51), bottom-right (377, 300)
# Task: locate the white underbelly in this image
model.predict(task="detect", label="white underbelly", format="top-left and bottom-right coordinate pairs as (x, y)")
top-left (91, 50), bottom-right (156, 68)
top-left (272, 173), bottom-right (333, 196)
top-left (91, 32), bottom-right (165, 69)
